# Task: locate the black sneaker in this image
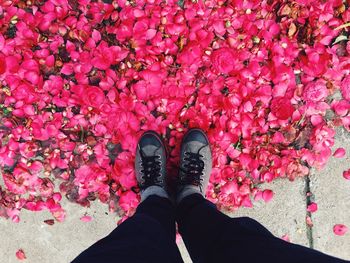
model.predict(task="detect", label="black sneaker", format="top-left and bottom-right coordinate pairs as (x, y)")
top-left (177, 128), bottom-right (212, 203)
top-left (135, 131), bottom-right (169, 201)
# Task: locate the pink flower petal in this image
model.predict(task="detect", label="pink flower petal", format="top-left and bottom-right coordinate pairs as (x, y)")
top-left (333, 148), bottom-right (346, 158)
top-left (0, 34), bottom-right (5, 51)
top-left (16, 249), bottom-right (26, 260)
top-left (343, 169), bottom-right (350, 180)
top-left (61, 63), bottom-right (74, 75)
top-left (281, 234), bottom-right (290, 242)
top-left (80, 215), bottom-right (92, 222)
top-left (92, 29), bottom-right (101, 42)
top-left (333, 224), bottom-right (348, 236)
top-left (262, 190), bottom-right (274, 203)
top-left (306, 216), bottom-right (313, 227)
top-left (221, 181), bottom-right (239, 195)
top-left (12, 215), bottom-right (20, 223)
top-left (307, 202), bottom-right (318, 213)
top-left (145, 29), bottom-right (157, 40)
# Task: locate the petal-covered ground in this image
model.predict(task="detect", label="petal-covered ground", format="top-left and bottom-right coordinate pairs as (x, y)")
top-left (0, 0), bottom-right (350, 223)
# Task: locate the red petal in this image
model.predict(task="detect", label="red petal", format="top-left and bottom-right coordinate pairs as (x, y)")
top-left (16, 249), bottom-right (26, 260)
top-left (343, 169), bottom-right (350, 180)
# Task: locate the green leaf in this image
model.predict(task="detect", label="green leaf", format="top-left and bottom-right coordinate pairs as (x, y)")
top-left (335, 22), bottom-right (350, 31)
top-left (333, 35), bottom-right (348, 45)
top-left (178, 0), bottom-right (184, 8)
top-left (3, 107), bottom-right (11, 115)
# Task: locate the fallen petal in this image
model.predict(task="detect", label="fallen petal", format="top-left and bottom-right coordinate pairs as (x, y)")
top-left (306, 216), bottom-right (313, 227)
top-left (281, 234), bottom-right (290, 242)
top-left (333, 224), bottom-right (348, 236)
top-left (80, 215), bottom-right (92, 222)
top-left (333, 148), bottom-right (346, 158)
top-left (307, 202), bottom-right (318, 213)
top-left (343, 169), bottom-right (350, 180)
top-left (44, 219), bottom-right (55, 225)
top-left (262, 190), bottom-right (274, 203)
top-left (16, 249), bottom-right (26, 260)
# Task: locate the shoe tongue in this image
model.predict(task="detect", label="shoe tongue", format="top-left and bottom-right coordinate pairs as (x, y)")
top-left (184, 141), bottom-right (206, 155)
top-left (142, 145), bottom-right (161, 156)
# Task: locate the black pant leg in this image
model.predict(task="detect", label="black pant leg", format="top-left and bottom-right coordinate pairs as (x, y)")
top-left (176, 194), bottom-right (347, 263)
top-left (72, 195), bottom-right (183, 263)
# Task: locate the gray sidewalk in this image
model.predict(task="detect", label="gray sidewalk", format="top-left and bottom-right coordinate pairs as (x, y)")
top-left (0, 129), bottom-right (349, 262)
top-left (309, 128), bottom-right (350, 259)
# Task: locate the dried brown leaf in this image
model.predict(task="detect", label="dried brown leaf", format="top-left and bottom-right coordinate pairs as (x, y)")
top-left (44, 219), bottom-right (55, 225)
top-left (288, 23), bottom-right (297, 37)
top-left (279, 4), bottom-right (291, 16)
top-left (292, 122), bottom-right (313, 150)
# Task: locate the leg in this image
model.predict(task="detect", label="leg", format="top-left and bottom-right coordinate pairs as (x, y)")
top-left (177, 193), bottom-right (347, 263)
top-left (72, 195), bottom-right (183, 263)
top-left (73, 131), bottom-right (183, 263)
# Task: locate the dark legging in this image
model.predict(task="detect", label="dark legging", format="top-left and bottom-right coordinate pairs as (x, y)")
top-left (72, 194), bottom-right (347, 263)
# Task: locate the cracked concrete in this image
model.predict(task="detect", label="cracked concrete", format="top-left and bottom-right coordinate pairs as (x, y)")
top-left (1, 129), bottom-right (350, 262)
top-left (309, 128), bottom-right (350, 260)
top-left (0, 201), bottom-right (117, 263)
top-left (178, 178), bottom-right (310, 262)
top-left (304, 175), bottom-right (314, 249)
top-left (228, 178), bottom-right (309, 248)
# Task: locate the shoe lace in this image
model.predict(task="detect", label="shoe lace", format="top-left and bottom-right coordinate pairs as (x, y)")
top-left (140, 150), bottom-right (162, 189)
top-left (180, 151), bottom-right (205, 187)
